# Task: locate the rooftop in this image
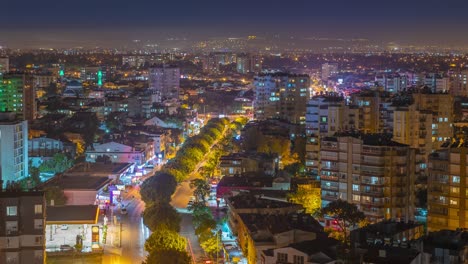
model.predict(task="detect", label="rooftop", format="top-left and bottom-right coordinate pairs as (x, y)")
top-left (47, 205), bottom-right (99, 224)
top-left (239, 213), bottom-right (323, 237)
top-left (363, 246), bottom-right (421, 264)
top-left (326, 132), bottom-right (408, 147)
top-left (424, 229), bottom-right (468, 251)
top-left (227, 192), bottom-right (301, 210)
top-left (218, 175), bottom-right (274, 188)
top-left (354, 220), bottom-right (424, 236)
top-left (44, 175), bottom-right (112, 190)
top-left (65, 162), bottom-right (133, 175)
top-left (0, 189), bottom-right (44, 198)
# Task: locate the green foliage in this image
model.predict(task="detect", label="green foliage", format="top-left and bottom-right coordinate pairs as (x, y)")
top-left (190, 179), bottom-right (210, 203)
top-left (44, 186), bottom-right (68, 205)
top-left (195, 217), bottom-right (216, 236)
top-left (39, 153), bottom-right (74, 174)
top-left (140, 172), bottom-right (177, 205)
top-left (199, 230), bottom-right (221, 257)
top-left (321, 199), bottom-right (365, 245)
top-left (283, 162), bottom-right (306, 176)
top-left (143, 203), bottom-right (181, 232)
top-left (29, 166), bottom-right (41, 186)
top-left (144, 227), bottom-right (187, 253)
top-left (288, 183), bottom-right (321, 214)
top-left (143, 249), bottom-right (191, 264)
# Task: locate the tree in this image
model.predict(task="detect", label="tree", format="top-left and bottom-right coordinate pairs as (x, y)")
top-left (44, 186), bottom-right (68, 205)
top-left (39, 153), bottom-right (74, 174)
top-left (194, 217), bottom-right (216, 236)
top-left (288, 184), bottom-right (321, 214)
top-left (144, 228), bottom-right (187, 253)
top-left (143, 249), bottom-right (191, 264)
top-left (320, 199), bottom-right (365, 245)
top-left (199, 230), bottom-right (221, 257)
top-left (29, 165), bottom-right (41, 186)
top-left (143, 203), bottom-right (181, 232)
top-left (140, 172), bottom-right (177, 205)
top-left (190, 179), bottom-right (210, 202)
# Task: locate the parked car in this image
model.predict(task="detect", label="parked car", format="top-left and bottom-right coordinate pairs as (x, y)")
top-left (60, 224), bottom-right (68, 230)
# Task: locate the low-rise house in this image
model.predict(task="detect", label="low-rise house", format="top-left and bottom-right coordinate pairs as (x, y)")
top-left (351, 221), bottom-right (425, 249)
top-left (86, 141), bottom-right (149, 166)
top-left (42, 175), bottom-right (112, 205)
top-left (226, 192), bottom-right (303, 235)
top-left (217, 175), bottom-right (290, 199)
top-left (261, 234), bottom-right (339, 264)
top-left (422, 229), bottom-right (468, 264)
top-left (237, 213), bottom-right (323, 264)
top-left (219, 152), bottom-right (278, 177)
top-left (28, 137), bottom-right (76, 166)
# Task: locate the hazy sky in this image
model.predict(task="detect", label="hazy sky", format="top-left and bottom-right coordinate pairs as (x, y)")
top-left (2, 0), bottom-right (468, 48)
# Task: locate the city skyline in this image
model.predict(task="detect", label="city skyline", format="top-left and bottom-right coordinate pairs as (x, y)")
top-left (2, 0), bottom-right (468, 48)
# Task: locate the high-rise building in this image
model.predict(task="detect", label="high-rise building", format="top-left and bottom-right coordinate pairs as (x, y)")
top-left (427, 143), bottom-right (468, 231)
top-left (350, 90), bottom-right (392, 133)
top-left (122, 55), bottom-right (148, 68)
top-left (424, 73), bottom-right (450, 93)
top-left (0, 57), bottom-right (9, 73)
top-left (0, 189), bottom-right (46, 264)
top-left (0, 112), bottom-right (28, 186)
top-left (412, 91), bottom-right (453, 149)
top-left (305, 93), bottom-right (355, 176)
top-left (321, 63), bottom-right (338, 81)
top-left (236, 54), bottom-right (262, 74)
top-left (254, 72), bottom-right (310, 124)
top-left (148, 65), bottom-right (180, 102)
top-left (450, 69), bottom-right (468, 96)
top-left (320, 133), bottom-right (416, 223)
top-left (392, 104), bottom-right (432, 157)
top-left (0, 74), bottom-right (37, 121)
top-left (375, 74), bottom-right (408, 93)
top-left (0, 74), bottom-right (25, 119)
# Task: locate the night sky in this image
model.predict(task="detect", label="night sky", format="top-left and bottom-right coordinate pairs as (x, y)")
top-left (2, 0), bottom-right (468, 48)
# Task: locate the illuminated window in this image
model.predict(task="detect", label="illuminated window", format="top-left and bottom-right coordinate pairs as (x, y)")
top-left (34, 204), bottom-right (42, 214)
top-left (277, 253), bottom-right (288, 262)
top-left (6, 206), bottom-right (17, 216)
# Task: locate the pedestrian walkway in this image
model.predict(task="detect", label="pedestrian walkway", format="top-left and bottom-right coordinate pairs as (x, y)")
top-left (179, 212), bottom-right (205, 262)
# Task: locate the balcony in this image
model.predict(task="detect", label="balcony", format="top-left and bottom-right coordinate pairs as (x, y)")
top-left (320, 175), bottom-right (339, 181)
top-left (429, 187), bottom-right (449, 196)
top-left (361, 179), bottom-right (385, 186)
top-left (361, 208), bottom-right (384, 217)
top-left (322, 185), bottom-right (339, 191)
top-left (361, 200), bottom-right (384, 207)
top-left (361, 190), bottom-right (384, 197)
top-left (322, 193), bottom-right (339, 201)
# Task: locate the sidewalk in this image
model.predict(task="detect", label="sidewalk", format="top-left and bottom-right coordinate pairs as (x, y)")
top-left (179, 212), bottom-right (205, 263)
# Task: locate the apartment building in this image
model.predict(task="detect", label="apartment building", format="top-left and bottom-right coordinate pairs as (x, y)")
top-left (254, 72), bottom-right (310, 124)
top-left (427, 142), bottom-right (468, 231)
top-left (320, 133), bottom-right (416, 223)
top-left (411, 90), bottom-right (453, 149)
top-left (0, 188), bottom-right (46, 264)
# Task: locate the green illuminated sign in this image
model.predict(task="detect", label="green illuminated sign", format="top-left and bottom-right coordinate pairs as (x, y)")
top-left (97, 70), bottom-right (103, 86)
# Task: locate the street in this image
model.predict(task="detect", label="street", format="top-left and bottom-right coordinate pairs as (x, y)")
top-left (101, 125), bottom-right (227, 263)
top-left (101, 181), bottom-right (150, 264)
